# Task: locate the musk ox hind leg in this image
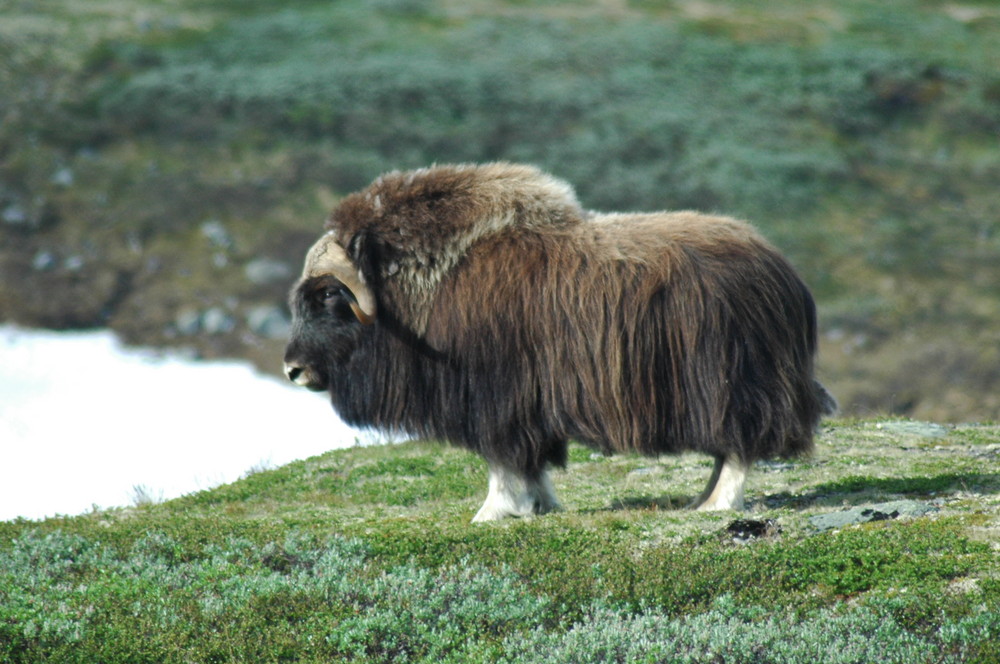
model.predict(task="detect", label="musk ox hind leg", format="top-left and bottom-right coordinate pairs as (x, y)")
top-left (472, 463), bottom-right (562, 522)
top-left (690, 455), bottom-right (750, 511)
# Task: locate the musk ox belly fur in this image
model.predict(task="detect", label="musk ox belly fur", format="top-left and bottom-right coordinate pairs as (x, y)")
top-left (283, 162), bottom-right (836, 520)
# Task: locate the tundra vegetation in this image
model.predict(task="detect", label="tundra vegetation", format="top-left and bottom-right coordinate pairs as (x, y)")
top-left (1, 0), bottom-right (999, 421)
top-left (1, 421), bottom-right (999, 662)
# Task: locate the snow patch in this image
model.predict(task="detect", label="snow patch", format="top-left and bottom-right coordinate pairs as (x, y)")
top-left (0, 326), bottom-right (381, 521)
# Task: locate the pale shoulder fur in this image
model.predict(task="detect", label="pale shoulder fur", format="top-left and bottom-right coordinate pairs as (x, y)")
top-left (327, 162), bottom-right (585, 332)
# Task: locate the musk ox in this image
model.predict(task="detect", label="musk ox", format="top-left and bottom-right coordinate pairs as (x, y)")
top-left (283, 162), bottom-right (836, 521)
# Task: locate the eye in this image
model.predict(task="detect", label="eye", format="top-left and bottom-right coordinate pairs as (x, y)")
top-left (320, 286), bottom-right (344, 305)
top-left (303, 280), bottom-right (354, 319)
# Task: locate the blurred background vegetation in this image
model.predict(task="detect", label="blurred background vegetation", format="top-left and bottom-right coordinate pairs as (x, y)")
top-left (1, 0), bottom-right (998, 422)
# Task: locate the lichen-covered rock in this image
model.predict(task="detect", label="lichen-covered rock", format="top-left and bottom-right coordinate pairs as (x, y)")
top-left (809, 500), bottom-right (939, 532)
top-left (875, 421), bottom-right (950, 439)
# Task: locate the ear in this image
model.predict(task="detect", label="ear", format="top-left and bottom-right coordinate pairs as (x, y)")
top-left (348, 230), bottom-right (400, 289)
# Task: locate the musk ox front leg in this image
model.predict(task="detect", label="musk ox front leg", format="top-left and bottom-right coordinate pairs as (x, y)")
top-left (472, 463), bottom-right (562, 522)
top-left (691, 455), bottom-right (750, 511)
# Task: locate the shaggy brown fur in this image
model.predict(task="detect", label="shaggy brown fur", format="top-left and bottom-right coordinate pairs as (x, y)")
top-left (285, 162), bottom-right (835, 512)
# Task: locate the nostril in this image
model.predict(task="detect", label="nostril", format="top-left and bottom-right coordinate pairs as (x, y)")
top-left (284, 364), bottom-right (303, 383)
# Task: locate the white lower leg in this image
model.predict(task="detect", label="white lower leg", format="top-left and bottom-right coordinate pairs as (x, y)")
top-left (527, 469), bottom-right (561, 515)
top-left (692, 455), bottom-right (749, 511)
top-left (472, 464), bottom-right (560, 522)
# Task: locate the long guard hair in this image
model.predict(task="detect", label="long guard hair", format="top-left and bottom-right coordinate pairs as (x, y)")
top-left (288, 163), bottom-right (835, 481)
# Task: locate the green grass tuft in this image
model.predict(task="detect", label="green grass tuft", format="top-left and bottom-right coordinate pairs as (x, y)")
top-left (2, 421), bottom-right (998, 662)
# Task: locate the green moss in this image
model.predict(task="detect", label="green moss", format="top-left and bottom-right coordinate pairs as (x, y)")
top-left (2, 422), bottom-right (999, 661)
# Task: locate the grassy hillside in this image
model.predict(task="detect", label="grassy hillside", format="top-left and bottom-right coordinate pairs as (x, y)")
top-left (2, 420), bottom-right (999, 662)
top-left (1, 0), bottom-right (999, 421)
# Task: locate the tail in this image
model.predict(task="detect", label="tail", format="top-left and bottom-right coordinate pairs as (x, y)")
top-left (814, 380), bottom-right (839, 417)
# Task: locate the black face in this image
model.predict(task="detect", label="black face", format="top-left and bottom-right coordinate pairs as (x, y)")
top-left (283, 276), bottom-right (365, 392)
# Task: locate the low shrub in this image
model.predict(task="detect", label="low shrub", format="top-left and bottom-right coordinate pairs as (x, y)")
top-left (501, 593), bottom-right (1000, 664)
top-left (0, 530), bottom-right (548, 663)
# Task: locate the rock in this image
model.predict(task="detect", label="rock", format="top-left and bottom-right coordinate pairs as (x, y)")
top-left (244, 258), bottom-right (292, 285)
top-left (757, 460), bottom-right (795, 472)
top-left (2, 204), bottom-right (28, 225)
top-left (51, 167), bottom-right (74, 187)
top-left (201, 307), bottom-right (235, 335)
top-left (246, 305), bottom-right (291, 339)
top-left (32, 251), bottom-right (56, 271)
top-left (875, 421), bottom-right (950, 439)
top-left (174, 308), bottom-right (202, 336)
top-left (809, 500), bottom-right (938, 532)
top-left (2, 199), bottom-right (57, 230)
top-left (174, 307), bottom-right (238, 337)
top-left (725, 518), bottom-right (781, 543)
top-left (973, 445), bottom-right (1000, 460)
top-left (628, 467), bottom-right (658, 477)
top-left (200, 220), bottom-right (232, 249)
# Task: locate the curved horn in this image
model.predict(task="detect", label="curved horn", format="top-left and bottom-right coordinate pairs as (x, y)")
top-left (302, 232), bottom-right (377, 324)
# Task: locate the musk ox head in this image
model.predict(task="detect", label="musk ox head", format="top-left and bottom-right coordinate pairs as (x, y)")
top-left (282, 232), bottom-right (376, 391)
top-left (282, 162), bottom-right (583, 391)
